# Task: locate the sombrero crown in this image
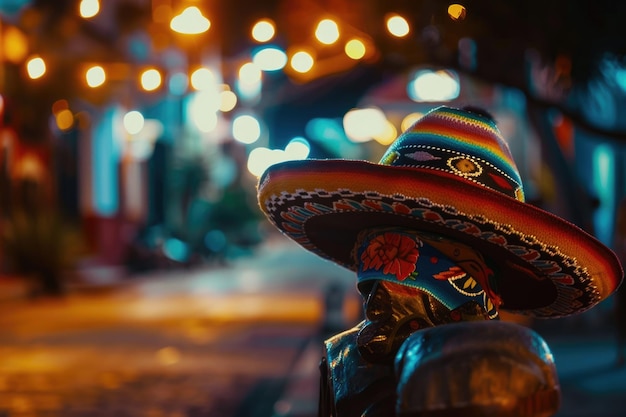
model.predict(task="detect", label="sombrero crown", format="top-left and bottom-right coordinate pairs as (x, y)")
top-left (258, 106), bottom-right (623, 318)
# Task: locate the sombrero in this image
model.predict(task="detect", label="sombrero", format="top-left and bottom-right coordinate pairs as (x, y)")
top-left (257, 106), bottom-right (623, 318)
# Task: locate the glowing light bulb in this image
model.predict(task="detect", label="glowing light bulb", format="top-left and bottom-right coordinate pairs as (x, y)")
top-left (86, 65), bottom-right (106, 87)
top-left (123, 111), bottom-right (145, 135)
top-left (290, 51), bottom-right (314, 73)
top-left (251, 19), bottom-right (275, 42)
top-left (315, 19), bottom-right (340, 45)
top-left (345, 39), bottom-right (366, 60)
top-left (26, 56), bottom-right (46, 79)
top-left (140, 68), bottom-right (162, 91)
top-left (386, 14), bottom-right (410, 37)
top-left (79, 0), bottom-right (100, 18)
top-left (170, 6), bottom-right (210, 34)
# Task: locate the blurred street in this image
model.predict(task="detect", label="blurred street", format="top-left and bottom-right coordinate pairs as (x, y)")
top-left (0, 234), bottom-right (625, 417)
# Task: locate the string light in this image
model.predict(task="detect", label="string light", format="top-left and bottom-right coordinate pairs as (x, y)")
top-left (190, 67), bottom-right (217, 91)
top-left (11, 7), bottom-right (470, 155)
top-left (386, 14), bottom-right (410, 37)
top-left (85, 65), bottom-right (106, 87)
top-left (251, 19), bottom-right (276, 42)
top-left (315, 19), bottom-right (340, 45)
top-left (140, 68), bottom-right (162, 91)
top-left (79, 0), bottom-right (100, 19)
top-left (290, 51), bottom-right (315, 73)
top-left (170, 6), bottom-right (211, 34)
top-left (26, 56), bottom-right (46, 79)
top-left (345, 38), bottom-right (366, 60)
top-left (232, 114), bottom-right (261, 144)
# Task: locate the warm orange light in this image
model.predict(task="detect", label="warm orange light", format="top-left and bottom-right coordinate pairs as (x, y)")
top-left (345, 38), bottom-right (366, 60)
top-left (290, 51), bottom-right (315, 73)
top-left (386, 14), bottom-right (410, 37)
top-left (52, 99), bottom-right (69, 115)
top-left (3, 27), bottom-right (29, 63)
top-left (448, 4), bottom-right (467, 21)
top-left (26, 56), bottom-right (46, 79)
top-left (170, 6), bottom-right (210, 34)
top-left (86, 65), bottom-right (106, 87)
top-left (315, 19), bottom-right (340, 45)
top-left (79, 0), bottom-right (100, 19)
top-left (56, 109), bottom-right (74, 131)
top-left (140, 68), bottom-right (162, 91)
top-left (251, 19), bottom-right (275, 42)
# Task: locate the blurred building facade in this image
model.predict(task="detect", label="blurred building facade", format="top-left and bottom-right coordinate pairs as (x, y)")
top-left (0, 0), bottom-right (625, 289)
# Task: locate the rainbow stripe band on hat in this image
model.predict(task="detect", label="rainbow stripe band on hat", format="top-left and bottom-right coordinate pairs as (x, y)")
top-left (381, 107), bottom-right (524, 201)
top-left (257, 106), bottom-right (624, 318)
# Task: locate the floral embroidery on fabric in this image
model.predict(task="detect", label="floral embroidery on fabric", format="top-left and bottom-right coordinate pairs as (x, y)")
top-left (361, 232), bottom-right (419, 281)
top-left (433, 265), bottom-right (466, 281)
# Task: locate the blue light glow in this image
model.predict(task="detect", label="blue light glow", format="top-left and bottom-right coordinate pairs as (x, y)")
top-left (163, 237), bottom-right (190, 262)
top-left (92, 107), bottom-right (121, 216)
top-left (592, 143), bottom-right (615, 245)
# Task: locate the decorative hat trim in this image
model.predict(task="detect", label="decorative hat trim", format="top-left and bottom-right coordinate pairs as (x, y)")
top-left (257, 106), bottom-right (622, 318)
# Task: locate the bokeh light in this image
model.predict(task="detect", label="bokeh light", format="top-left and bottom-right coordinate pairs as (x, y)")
top-left (236, 63), bottom-right (262, 102)
top-left (26, 56), bottom-right (46, 79)
top-left (190, 67), bottom-right (217, 91)
top-left (401, 112), bottom-right (424, 132)
top-left (170, 6), bottom-right (210, 34)
top-left (373, 120), bottom-right (397, 145)
top-left (232, 114), bottom-right (261, 144)
top-left (55, 109), bottom-right (74, 131)
top-left (290, 51), bottom-right (314, 73)
top-left (247, 147), bottom-right (278, 177)
top-left (247, 137), bottom-right (311, 177)
top-left (407, 69), bottom-right (460, 102)
top-left (140, 68), bottom-right (162, 91)
top-left (3, 26), bottom-right (28, 63)
top-left (251, 19), bottom-right (275, 42)
top-left (79, 0), bottom-right (100, 18)
top-left (239, 63), bottom-right (262, 84)
top-left (162, 238), bottom-right (189, 262)
top-left (386, 14), bottom-right (410, 37)
top-left (315, 19), bottom-right (340, 45)
top-left (123, 111), bottom-right (145, 135)
top-left (189, 91), bottom-right (220, 132)
top-left (448, 4), bottom-right (467, 21)
top-left (86, 65), bottom-right (106, 87)
top-left (52, 99), bottom-right (69, 115)
top-left (343, 107), bottom-right (388, 143)
top-left (219, 89), bottom-right (238, 112)
top-left (285, 137), bottom-right (311, 160)
top-left (345, 38), bottom-right (366, 60)
top-left (253, 46), bottom-right (288, 71)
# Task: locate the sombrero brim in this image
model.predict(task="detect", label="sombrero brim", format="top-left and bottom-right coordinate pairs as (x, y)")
top-left (258, 159), bottom-right (623, 318)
